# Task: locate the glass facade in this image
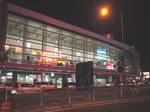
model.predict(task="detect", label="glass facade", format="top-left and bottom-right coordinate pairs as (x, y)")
top-left (5, 14), bottom-right (138, 71)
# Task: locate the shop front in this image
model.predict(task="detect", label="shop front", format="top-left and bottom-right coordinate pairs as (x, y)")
top-left (95, 74), bottom-right (120, 87)
top-left (0, 62), bottom-right (75, 88)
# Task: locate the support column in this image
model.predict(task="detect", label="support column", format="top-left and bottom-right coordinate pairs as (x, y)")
top-left (41, 72), bottom-right (45, 82)
top-left (0, 0), bottom-right (8, 62)
top-left (62, 75), bottom-right (67, 88)
top-left (12, 72), bottom-right (17, 83)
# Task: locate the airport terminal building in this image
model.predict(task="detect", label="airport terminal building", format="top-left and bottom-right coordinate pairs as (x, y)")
top-left (0, 1), bottom-right (141, 88)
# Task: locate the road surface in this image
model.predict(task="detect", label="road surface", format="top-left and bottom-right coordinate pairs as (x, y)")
top-left (60, 99), bottom-right (150, 112)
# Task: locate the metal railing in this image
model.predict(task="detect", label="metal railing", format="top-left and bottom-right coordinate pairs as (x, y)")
top-left (1, 85), bottom-right (150, 111)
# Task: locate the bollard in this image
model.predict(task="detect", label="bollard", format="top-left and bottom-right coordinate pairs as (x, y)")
top-left (1, 101), bottom-right (11, 111)
top-left (88, 92), bottom-right (91, 101)
top-left (113, 86), bottom-right (116, 99)
top-left (16, 93), bottom-right (19, 108)
top-left (120, 76), bottom-right (123, 97)
top-left (40, 89), bottom-right (43, 106)
top-left (1, 88), bottom-right (11, 111)
top-left (68, 89), bottom-right (71, 104)
top-left (92, 89), bottom-right (95, 101)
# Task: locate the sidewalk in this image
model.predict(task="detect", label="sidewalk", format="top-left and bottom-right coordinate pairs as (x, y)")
top-left (13, 94), bottom-right (150, 112)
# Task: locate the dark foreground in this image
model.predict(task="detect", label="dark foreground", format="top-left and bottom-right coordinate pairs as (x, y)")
top-left (1, 86), bottom-right (150, 111)
top-left (62, 98), bottom-right (150, 112)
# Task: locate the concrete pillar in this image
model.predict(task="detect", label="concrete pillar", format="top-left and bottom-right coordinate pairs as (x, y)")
top-left (12, 72), bottom-right (17, 83)
top-left (62, 75), bottom-right (67, 87)
top-left (0, 0), bottom-right (8, 61)
top-left (41, 72), bottom-right (45, 82)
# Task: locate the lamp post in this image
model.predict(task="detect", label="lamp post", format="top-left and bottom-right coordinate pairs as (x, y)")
top-left (120, 11), bottom-right (125, 44)
top-left (118, 10), bottom-right (125, 97)
top-left (99, 6), bottom-right (125, 97)
top-left (99, 6), bottom-right (125, 43)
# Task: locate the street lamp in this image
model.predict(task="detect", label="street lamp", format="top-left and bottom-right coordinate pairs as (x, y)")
top-left (99, 6), bottom-right (125, 43)
top-left (99, 6), bottom-right (109, 17)
top-left (99, 6), bottom-right (125, 97)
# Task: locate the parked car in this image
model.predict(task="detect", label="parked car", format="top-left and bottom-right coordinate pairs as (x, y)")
top-left (36, 82), bottom-right (55, 90)
top-left (0, 83), bottom-right (5, 89)
top-left (143, 81), bottom-right (150, 86)
top-left (0, 83), bottom-right (5, 93)
top-left (106, 82), bottom-right (114, 87)
top-left (116, 82), bottom-right (125, 87)
top-left (0, 83), bottom-right (16, 93)
top-left (11, 82), bottom-right (41, 95)
top-left (127, 82), bottom-right (137, 87)
top-left (67, 82), bottom-right (76, 88)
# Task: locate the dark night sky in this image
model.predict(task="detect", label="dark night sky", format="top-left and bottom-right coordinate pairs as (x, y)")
top-left (8, 0), bottom-right (150, 71)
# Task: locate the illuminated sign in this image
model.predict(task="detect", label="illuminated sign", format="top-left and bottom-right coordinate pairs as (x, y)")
top-left (38, 51), bottom-right (65, 65)
top-left (143, 72), bottom-right (150, 78)
top-left (6, 72), bottom-right (13, 78)
top-left (104, 61), bottom-right (113, 70)
top-left (97, 48), bottom-right (106, 54)
top-left (96, 48), bottom-right (107, 60)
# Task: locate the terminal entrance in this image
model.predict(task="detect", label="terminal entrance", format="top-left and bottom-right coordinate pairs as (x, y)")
top-left (0, 69), bottom-right (75, 88)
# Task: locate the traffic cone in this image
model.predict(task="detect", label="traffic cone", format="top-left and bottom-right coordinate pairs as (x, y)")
top-left (1, 101), bottom-right (11, 111)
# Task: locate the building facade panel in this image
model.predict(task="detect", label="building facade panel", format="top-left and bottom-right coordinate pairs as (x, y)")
top-left (5, 13), bottom-right (140, 71)
top-left (0, 2), bottom-right (141, 88)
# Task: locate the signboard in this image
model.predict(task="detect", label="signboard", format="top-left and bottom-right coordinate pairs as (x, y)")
top-left (76, 61), bottom-right (94, 90)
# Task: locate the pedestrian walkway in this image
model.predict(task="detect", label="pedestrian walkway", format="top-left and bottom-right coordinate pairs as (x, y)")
top-left (13, 94), bottom-right (150, 112)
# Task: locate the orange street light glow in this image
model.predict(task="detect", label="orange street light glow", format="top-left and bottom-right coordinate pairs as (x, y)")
top-left (98, 6), bottom-right (111, 18)
top-left (101, 7), bottom-right (108, 16)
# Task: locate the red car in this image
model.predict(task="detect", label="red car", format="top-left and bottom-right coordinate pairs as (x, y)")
top-left (11, 82), bottom-right (41, 95)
